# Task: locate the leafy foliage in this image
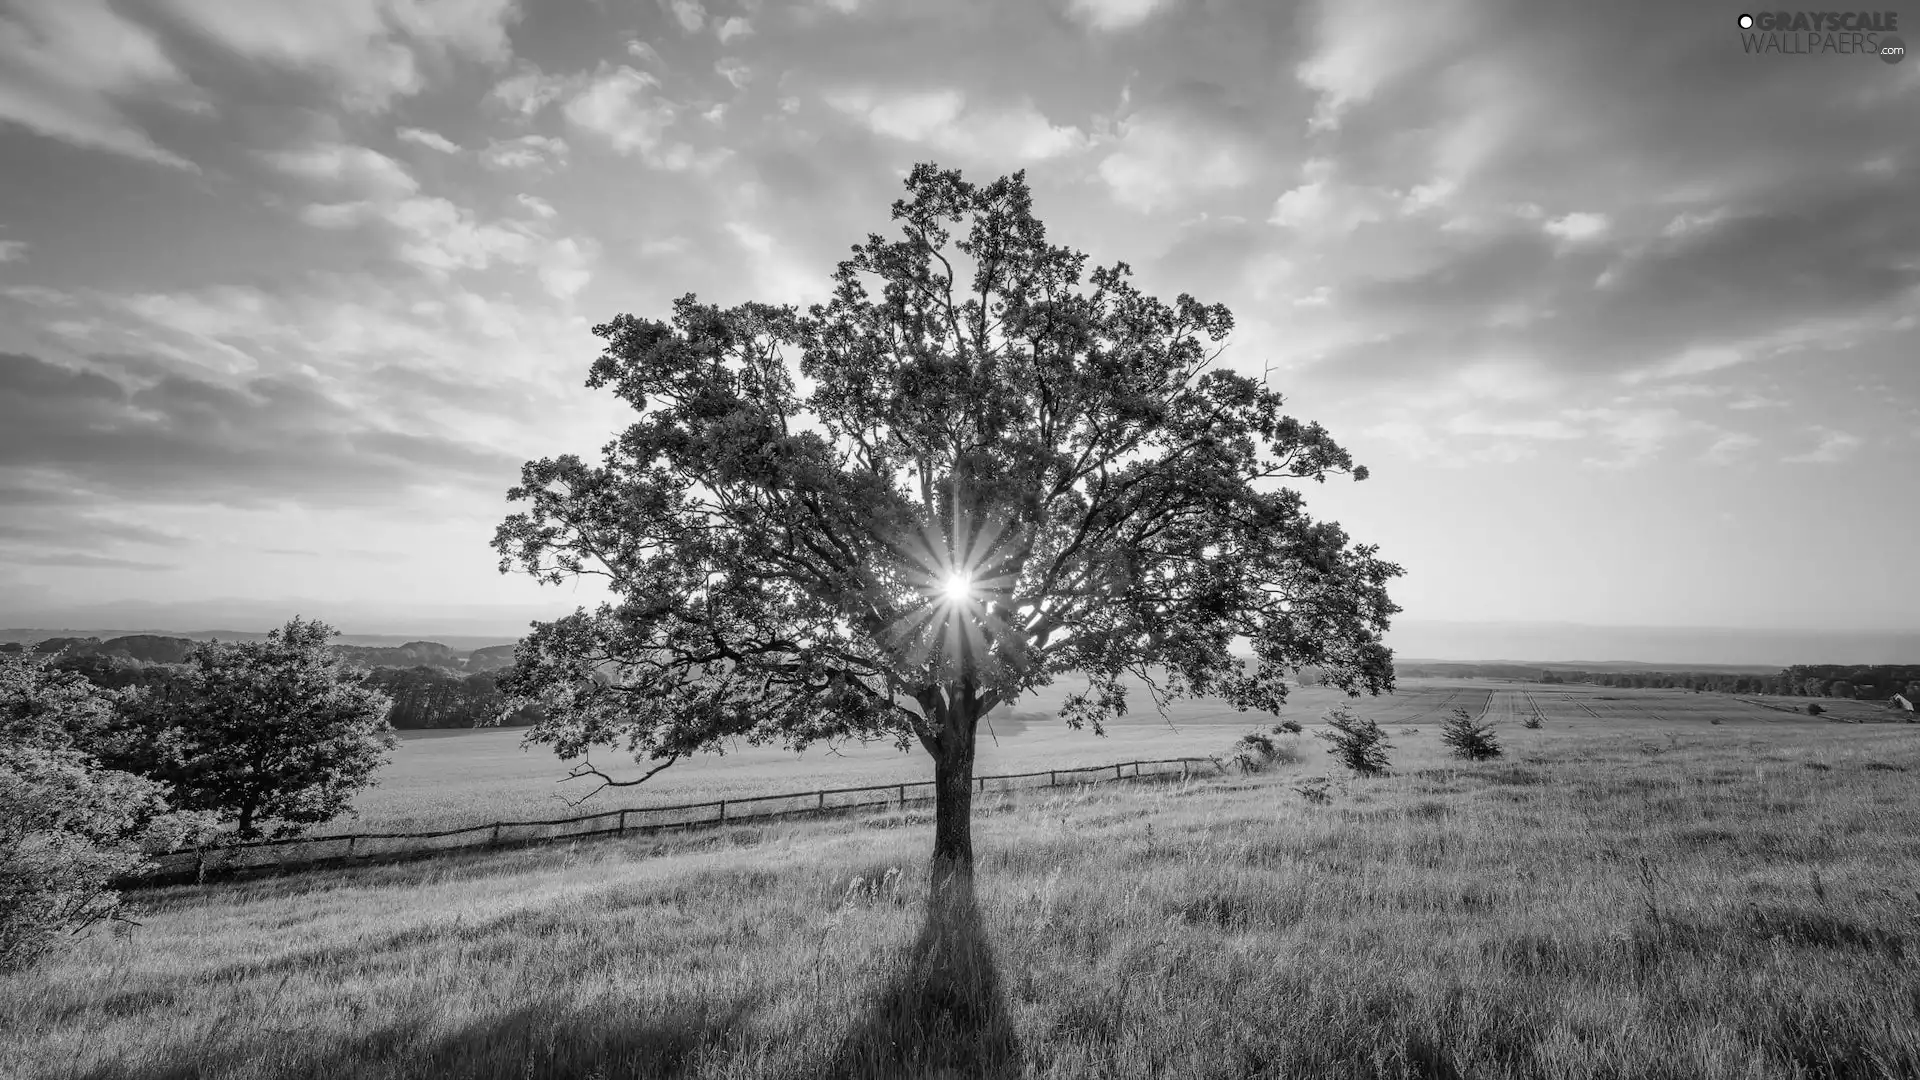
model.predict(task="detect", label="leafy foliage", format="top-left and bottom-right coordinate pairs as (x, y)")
top-left (492, 163), bottom-right (1401, 874)
top-left (1272, 719), bottom-right (1303, 735)
top-left (114, 617), bottom-right (397, 840)
top-left (0, 652), bottom-right (207, 972)
top-left (1439, 705), bottom-right (1503, 761)
top-left (1314, 705), bottom-right (1394, 776)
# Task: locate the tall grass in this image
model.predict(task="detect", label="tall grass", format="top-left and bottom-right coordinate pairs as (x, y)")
top-left (5, 711), bottom-right (1918, 1078)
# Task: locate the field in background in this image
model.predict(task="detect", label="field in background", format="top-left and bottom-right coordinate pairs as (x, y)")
top-left (331, 678), bottom-right (1879, 836)
top-left (8, 695), bottom-right (1919, 1079)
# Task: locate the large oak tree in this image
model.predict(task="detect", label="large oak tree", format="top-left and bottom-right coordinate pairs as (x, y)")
top-left (494, 164), bottom-right (1402, 884)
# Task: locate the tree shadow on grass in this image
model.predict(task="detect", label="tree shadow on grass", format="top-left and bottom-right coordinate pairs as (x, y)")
top-left (73, 995), bottom-right (755, 1080)
top-left (823, 875), bottom-right (1022, 1079)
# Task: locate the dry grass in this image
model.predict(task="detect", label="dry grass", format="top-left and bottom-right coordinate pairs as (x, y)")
top-left (324, 680), bottom-right (1832, 836)
top-left (6, 685), bottom-right (1919, 1079)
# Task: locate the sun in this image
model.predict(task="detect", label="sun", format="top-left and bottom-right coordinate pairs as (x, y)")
top-left (942, 573), bottom-right (973, 603)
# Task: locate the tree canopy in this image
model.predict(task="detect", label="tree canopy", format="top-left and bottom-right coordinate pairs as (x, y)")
top-left (115, 617), bottom-right (397, 840)
top-left (494, 163), bottom-right (1402, 878)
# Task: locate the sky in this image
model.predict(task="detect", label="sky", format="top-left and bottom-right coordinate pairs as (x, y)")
top-left (0, 0), bottom-right (1916, 661)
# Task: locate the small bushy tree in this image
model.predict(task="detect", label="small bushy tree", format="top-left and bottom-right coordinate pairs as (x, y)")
top-left (1315, 704), bottom-right (1392, 776)
top-left (0, 653), bottom-right (206, 972)
top-left (1229, 731), bottom-right (1278, 772)
top-left (1522, 712), bottom-right (1544, 729)
top-left (1806, 702), bottom-right (1824, 716)
top-left (116, 617), bottom-right (397, 839)
top-left (1438, 705), bottom-right (1502, 761)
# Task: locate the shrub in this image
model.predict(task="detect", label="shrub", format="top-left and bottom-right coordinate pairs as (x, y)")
top-left (1439, 706), bottom-right (1503, 761)
top-left (1272, 719), bottom-right (1303, 735)
top-left (1293, 776), bottom-right (1332, 804)
top-left (1229, 731), bottom-right (1278, 773)
top-left (0, 652), bottom-right (208, 972)
top-left (1806, 703), bottom-right (1825, 716)
top-left (1522, 713), bottom-right (1544, 729)
top-left (1314, 705), bottom-right (1393, 777)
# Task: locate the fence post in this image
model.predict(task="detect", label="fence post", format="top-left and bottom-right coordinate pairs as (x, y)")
top-left (898, 784), bottom-right (906, 806)
top-left (347, 835), bottom-right (356, 858)
top-left (817, 791), bottom-right (826, 812)
top-left (1181, 760), bottom-right (1188, 782)
top-left (1116, 763), bottom-right (1123, 782)
top-left (719, 800), bottom-right (727, 824)
top-left (490, 823), bottom-right (500, 846)
top-left (619, 809), bottom-right (628, 835)
top-left (1049, 770), bottom-right (1056, 787)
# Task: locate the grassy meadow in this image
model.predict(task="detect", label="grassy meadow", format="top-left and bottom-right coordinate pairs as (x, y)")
top-left (320, 678), bottom-right (1481, 835)
top-left (328, 678), bottom-right (1883, 837)
top-left (7, 682), bottom-right (1920, 1079)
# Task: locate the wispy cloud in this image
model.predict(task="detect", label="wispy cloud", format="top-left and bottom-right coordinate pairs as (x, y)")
top-left (397, 126), bottom-right (460, 153)
top-left (1784, 427), bottom-right (1864, 464)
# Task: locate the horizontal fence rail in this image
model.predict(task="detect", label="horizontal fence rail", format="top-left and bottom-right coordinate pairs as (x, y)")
top-left (133, 757), bottom-right (1220, 887)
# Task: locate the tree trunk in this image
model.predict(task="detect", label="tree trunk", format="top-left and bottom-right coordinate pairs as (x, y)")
top-left (930, 702), bottom-right (978, 889)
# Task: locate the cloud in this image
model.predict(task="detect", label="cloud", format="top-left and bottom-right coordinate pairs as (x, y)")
top-left (1098, 98), bottom-right (1260, 213)
top-left (0, 0), bottom-right (206, 169)
top-left (0, 515), bottom-right (190, 548)
top-left (8, 552), bottom-right (177, 570)
top-left (715, 57), bottom-right (752, 90)
top-left (1784, 427), bottom-right (1864, 464)
top-left (160, 0), bottom-right (521, 112)
top-left (564, 64), bottom-right (682, 162)
top-left (262, 138), bottom-right (594, 298)
top-left (715, 16), bottom-right (752, 42)
top-left (726, 222), bottom-right (774, 255)
top-left (0, 240), bottom-right (25, 263)
top-left (0, 351), bottom-right (523, 507)
top-left (662, 0), bottom-right (705, 33)
top-left (1295, 0), bottom-right (1476, 132)
top-left (516, 193), bottom-right (557, 218)
top-left (826, 87), bottom-right (1086, 164)
top-left (1065, 0), bottom-right (1169, 32)
top-left (490, 64), bottom-right (570, 117)
top-left (1268, 158), bottom-right (1395, 234)
top-left (1542, 211), bottom-right (1609, 245)
top-left (481, 134), bottom-right (568, 170)
top-left (1701, 431), bottom-right (1760, 465)
top-left (1562, 406), bottom-right (1695, 469)
top-left (262, 141), bottom-right (419, 197)
top-left (535, 236), bottom-right (596, 300)
top-left (396, 126), bottom-right (460, 153)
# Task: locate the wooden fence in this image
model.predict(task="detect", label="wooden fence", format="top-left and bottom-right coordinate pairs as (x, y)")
top-left (134, 756), bottom-right (1219, 887)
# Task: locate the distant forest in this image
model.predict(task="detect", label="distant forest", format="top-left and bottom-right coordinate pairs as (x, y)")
top-left (9, 635), bottom-right (1915, 728)
top-left (0, 635), bottom-right (538, 729)
top-left (1399, 659), bottom-right (1920, 701)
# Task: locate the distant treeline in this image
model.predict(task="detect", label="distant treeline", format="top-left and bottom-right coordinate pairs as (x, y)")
top-left (1401, 659), bottom-right (1920, 701)
top-left (0, 635), bottom-right (538, 729)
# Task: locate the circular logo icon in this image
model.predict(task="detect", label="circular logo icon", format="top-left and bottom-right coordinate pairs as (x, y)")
top-left (1738, 13), bottom-right (1754, 28)
top-left (1881, 34), bottom-right (1907, 63)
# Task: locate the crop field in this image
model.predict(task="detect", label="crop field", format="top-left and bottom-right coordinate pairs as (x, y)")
top-left (6, 681), bottom-right (1919, 1079)
top-left (327, 679), bottom-right (1898, 837)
